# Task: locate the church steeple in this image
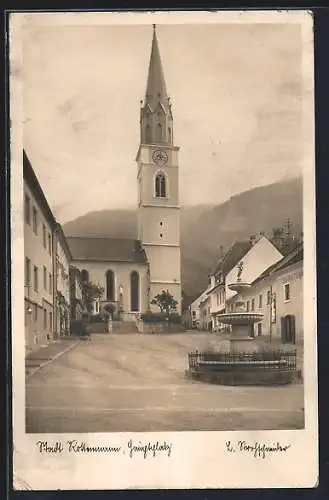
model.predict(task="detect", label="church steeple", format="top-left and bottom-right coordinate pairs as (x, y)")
top-left (140, 25), bottom-right (173, 146)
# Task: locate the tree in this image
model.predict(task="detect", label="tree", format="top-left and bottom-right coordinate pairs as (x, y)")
top-left (81, 281), bottom-right (104, 313)
top-left (150, 289), bottom-right (178, 317)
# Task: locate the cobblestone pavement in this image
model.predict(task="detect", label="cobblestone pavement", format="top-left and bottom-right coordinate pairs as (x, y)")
top-left (26, 333), bottom-right (304, 433)
top-left (26, 337), bottom-right (79, 378)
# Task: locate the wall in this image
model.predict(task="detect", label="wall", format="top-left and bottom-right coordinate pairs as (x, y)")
top-left (225, 237), bottom-right (283, 302)
top-left (56, 238), bottom-right (71, 335)
top-left (24, 182), bottom-right (54, 351)
top-left (138, 206), bottom-right (180, 245)
top-left (72, 260), bottom-right (148, 316)
top-left (272, 263), bottom-right (303, 344)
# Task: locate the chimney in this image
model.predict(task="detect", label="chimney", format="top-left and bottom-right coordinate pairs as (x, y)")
top-left (249, 234), bottom-right (256, 246)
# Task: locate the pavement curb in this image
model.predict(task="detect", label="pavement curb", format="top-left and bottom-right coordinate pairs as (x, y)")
top-left (26, 341), bottom-right (79, 380)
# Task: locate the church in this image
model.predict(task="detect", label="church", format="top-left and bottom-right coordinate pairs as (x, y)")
top-left (66, 26), bottom-right (182, 321)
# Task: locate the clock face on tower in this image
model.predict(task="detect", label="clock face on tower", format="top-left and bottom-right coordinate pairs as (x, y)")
top-left (152, 149), bottom-right (168, 165)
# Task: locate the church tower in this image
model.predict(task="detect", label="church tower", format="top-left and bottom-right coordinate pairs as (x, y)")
top-left (136, 25), bottom-right (181, 314)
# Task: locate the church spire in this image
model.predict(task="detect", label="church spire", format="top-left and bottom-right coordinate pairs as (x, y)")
top-left (140, 25), bottom-right (173, 146)
top-left (144, 24), bottom-right (169, 112)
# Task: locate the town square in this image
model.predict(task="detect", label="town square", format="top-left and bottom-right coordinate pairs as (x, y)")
top-left (22, 19), bottom-right (309, 435)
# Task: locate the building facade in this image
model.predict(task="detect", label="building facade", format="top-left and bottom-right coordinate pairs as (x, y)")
top-left (69, 266), bottom-right (86, 320)
top-left (54, 224), bottom-right (72, 336)
top-left (24, 151), bottom-right (56, 352)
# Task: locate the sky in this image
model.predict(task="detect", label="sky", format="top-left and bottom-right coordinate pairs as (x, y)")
top-left (22, 18), bottom-right (305, 224)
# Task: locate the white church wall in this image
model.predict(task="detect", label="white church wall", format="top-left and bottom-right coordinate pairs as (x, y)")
top-left (144, 245), bottom-right (181, 283)
top-left (139, 206), bottom-right (180, 245)
top-left (72, 260), bottom-right (148, 315)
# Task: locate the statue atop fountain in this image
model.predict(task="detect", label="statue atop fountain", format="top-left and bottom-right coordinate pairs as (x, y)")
top-left (237, 261), bottom-right (243, 281)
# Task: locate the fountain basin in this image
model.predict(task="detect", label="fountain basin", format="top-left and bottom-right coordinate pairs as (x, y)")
top-left (217, 312), bottom-right (264, 325)
top-left (228, 282), bottom-right (251, 293)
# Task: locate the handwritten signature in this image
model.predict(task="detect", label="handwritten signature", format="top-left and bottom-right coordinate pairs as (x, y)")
top-left (225, 440), bottom-right (291, 459)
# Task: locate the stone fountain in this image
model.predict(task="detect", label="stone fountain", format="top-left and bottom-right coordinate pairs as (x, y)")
top-left (187, 261), bottom-right (296, 385)
top-left (217, 261), bottom-right (263, 353)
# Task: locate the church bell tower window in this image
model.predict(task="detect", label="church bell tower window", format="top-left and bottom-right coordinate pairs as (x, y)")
top-left (155, 173), bottom-right (166, 198)
top-left (156, 123), bottom-right (162, 142)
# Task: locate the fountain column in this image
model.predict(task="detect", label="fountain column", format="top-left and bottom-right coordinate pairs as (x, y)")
top-left (218, 262), bottom-right (263, 353)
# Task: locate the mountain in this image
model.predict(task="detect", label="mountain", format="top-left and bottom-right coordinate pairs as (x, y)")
top-left (63, 177), bottom-right (303, 299)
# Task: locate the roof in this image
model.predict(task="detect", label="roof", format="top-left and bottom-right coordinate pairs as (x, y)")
top-left (66, 236), bottom-right (148, 264)
top-left (144, 26), bottom-right (169, 112)
top-left (55, 223), bottom-right (72, 261)
top-left (253, 242), bottom-right (303, 284)
top-left (213, 240), bottom-right (253, 276)
top-left (23, 150), bottom-right (57, 229)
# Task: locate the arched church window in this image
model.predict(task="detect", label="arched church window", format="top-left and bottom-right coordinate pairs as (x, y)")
top-left (130, 271), bottom-right (140, 312)
top-left (81, 269), bottom-right (89, 282)
top-left (106, 270), bottom-right (115, 301)
top-left (168, 127), bottom-right (172, 142)
top-left (156, 123), bottom-right (162, 141)
top-left (155, 173), bottom-right (166, 198)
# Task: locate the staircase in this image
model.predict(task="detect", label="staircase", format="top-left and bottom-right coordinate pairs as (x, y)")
top-left (112, 321), bottom-right (138, 334)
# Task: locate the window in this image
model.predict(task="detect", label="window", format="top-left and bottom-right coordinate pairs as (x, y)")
top-left (43, 308), bottom-right (47, 329)
top-left (81, 269), bottom-right (89, 282)
top-left (145, 124), bottom-right (151, 143)
top-left (246, 301), bottom-right (250, 312)
top-left (251, 298), bottom-right (255, 311)
top-left (156, 123), bottom-right (162, 141)
top-left (217, 293), bottom-right (219, 306)
top-left (48, 233), bottom-right (52, 255)
top-left (32, 207), bottom-right (38, 234)
top-left (168, 127), bottom-right (172, 142)
top-left (155, 173), bottom-right (166, 198)
top-left (267, 290), bottom-right (271, 305)
top-left (43, 224), bottom-right (47, 248)
top-left (49, 311), bottom-right (52, 331)
top-left (259, 294), bottom-right (262, 309)
top-left (284, 283), bottom-right (291, 301)
top-left (25, 257), bottom-right (31, 285)
top-left (49, 273), bottom-right (53, 294)
top-left (130, 271), bottom-right (140, 312)
top-left (33, 303), bottom-right (38, 321)
top-left (25, 195), bottom-right (31, 224)
top-left (33, 266), bottom-right (38, 292)
top-left (257, 323), bottom-right (262, 336)
top-left (192, 311), bottom-right (196, 318)
top-left (43, 266), bottom-right (47, 290)
top-left (106, 269), bottom-right (115, 301)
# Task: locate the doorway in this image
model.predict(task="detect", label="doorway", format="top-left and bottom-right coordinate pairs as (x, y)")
top-left (280, 315), bottom-right (296, 344)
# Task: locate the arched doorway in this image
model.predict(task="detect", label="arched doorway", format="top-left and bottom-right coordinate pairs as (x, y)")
top-left (130, 271), bottom-right (140, 312)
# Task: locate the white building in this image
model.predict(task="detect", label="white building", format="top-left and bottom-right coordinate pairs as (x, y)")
top-left (24, 152), bottom-right (56, 352)
top-left (54, 224), bottom-right (72, 336)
